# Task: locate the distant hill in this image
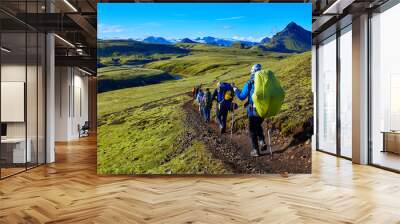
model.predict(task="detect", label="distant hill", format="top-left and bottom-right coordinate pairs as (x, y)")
top-left (260, 37), bottom-right (271, 44)
top-left (97, 40), bottom-right (189, 57)
top-left (180, 38), bottom-right (198, 43)
top-left (195, 36), bottom-right (232, 46)
top-left (264, 22), bottom-right (311, 53)
top-left (237, 40), bottom-right (258, 47)
top-left (98, 67), bottom-right (177, 93)
top-left (194, 36), bottom-right (258, 47)
top-left (143, 36), bottom-right (171, 45)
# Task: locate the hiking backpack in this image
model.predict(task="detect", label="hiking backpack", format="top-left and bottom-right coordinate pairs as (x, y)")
top-left (204, 91), bottom-right (212, 107)
top-left (252, 70), bottom-right (285, 118)
top-left (217, 82), bottom-right (234, 103)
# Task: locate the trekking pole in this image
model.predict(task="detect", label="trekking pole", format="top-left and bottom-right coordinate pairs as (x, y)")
top-left (231, 103), bottom-right (234, 140)
top-left (267, 119), bottom-right (272, 157)
top-left (268, 128), bottom-right (272, 156)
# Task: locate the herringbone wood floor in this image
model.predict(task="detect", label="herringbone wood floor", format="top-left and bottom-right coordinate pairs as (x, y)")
top-left (1, 135), bottom-right (400, 223)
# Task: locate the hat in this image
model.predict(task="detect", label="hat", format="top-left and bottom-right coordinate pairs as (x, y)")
top-left (251, 64), bottom-right (262, 74)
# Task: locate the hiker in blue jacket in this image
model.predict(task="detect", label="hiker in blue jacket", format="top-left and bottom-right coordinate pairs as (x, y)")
top-left (202, 88), bottom-right (212, 123)
top-left (196, 89), bottom-right (205, 113)
top-left (233, 64), bottom-right (266, 157)
top-left (212, 82), bottom-right (234, 134)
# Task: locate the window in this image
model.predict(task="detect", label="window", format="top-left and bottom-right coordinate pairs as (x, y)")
top-left (370, 2), bottom-right (400, 171)
top-left (339, 25), bottom-right (352, 158)
top-left (317, 35), bottom-right (337, 154)
top-left (0, 1), bottom-right (46, 179)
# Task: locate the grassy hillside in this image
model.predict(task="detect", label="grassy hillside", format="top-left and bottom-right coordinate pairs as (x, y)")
top-left (98, 94), bottom-right (230, 174)
top-left (146, 51), bottom-right (312, 135)
top-left (98, 39), bottom-right (190, 66)
top-left (98, 66), bottom-right (178, 92)
top-left (97, 41), bottom-right (312, 174)
top-left (98, 39), bottom-right (189, 57)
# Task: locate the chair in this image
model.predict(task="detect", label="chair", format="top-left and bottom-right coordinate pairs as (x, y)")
top-left (79, 121), bottom-right (90, 138)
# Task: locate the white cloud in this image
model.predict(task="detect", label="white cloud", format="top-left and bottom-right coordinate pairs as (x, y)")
top-left (216, 16), bottom-right (245, 21)
top-left (232, 35), bottom-right (264, 42)
top-left (99, 24), bottom-right (123, 33)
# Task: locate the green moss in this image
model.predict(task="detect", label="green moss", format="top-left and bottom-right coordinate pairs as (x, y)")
top-left (151, 140), bottom-right (231, 174)
top-left (97, 95), bottom-right (231, 174)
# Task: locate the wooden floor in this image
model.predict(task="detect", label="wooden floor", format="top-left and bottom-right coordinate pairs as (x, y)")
top-left (372, 150), bottom-right (400, 171)
top-left (1, 167), bottom-right (26, 178)
top-left (0, 135), bottom-right (400, 223)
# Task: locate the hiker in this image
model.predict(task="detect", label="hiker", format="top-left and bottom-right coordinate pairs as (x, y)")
top-left (196, 88), bottom-right (205, 113)
top-left (233, 64), bottom-right (265, 157)
top-left (212, 82), bottom-right (234, 134)
top-left (192, 86), bottom-right (197, 99)
top-left (193, 84), bottom-right (202, 100)
top-left (202, 88), bottom-right (212, 122)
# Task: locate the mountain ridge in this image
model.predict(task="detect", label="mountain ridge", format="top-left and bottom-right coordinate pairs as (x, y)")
top-left (102, 22), bottom-right (311, 53)
top-left (264, 22), bottom-right (311, 53)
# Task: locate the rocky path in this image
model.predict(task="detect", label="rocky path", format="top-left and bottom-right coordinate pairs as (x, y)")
top-left (182, 100), bottom-right (311, 174)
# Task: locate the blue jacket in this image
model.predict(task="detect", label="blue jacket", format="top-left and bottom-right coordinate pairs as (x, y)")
top-left (197, 91), bottom-right (204, 104)
top-left (234, 76), bottom-right (258, 117)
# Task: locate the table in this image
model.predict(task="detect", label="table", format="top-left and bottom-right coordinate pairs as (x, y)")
top-left (381, 131), bottom-right (400, 154)
top-left (1, 138), bottom-right (32, 163)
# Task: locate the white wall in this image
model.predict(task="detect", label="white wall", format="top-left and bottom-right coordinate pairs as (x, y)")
top-left (1, 64), bottom-right (26, 139)
top-left (55, 67), bottom-right (89, 141)
top-left (1, 62), bottom-right (46, 164)
top-left (55, 66), bottom-right (70, 141)
top-left (72, 72), bottom-right (89, 138)
top-left (1, 64), bottom-right (38, 137)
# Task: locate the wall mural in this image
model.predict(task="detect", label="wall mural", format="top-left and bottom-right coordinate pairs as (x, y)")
top-left (97, 3), bottom-right (313, 174)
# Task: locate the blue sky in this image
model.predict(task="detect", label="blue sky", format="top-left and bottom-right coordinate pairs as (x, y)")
top-left (98, 3), bottom-right (311, 42)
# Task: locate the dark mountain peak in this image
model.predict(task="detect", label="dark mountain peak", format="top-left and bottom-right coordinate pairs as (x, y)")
top-left (283, 22), bottom-right (308, 33)
top-left (199, 36), bottom-right (217, 42)
top-left (260, 37), bottom-right (271, 44)
top-left (286, 21), bottom-right (299, 28)
top-left (180, 38), bottom-right (197, 43)
top-left (144, 36), bottom-right (157, 40)
top-left (143, 36), bottom-right (171, 44)
top-left (264, 22), bottom-right (311, 53)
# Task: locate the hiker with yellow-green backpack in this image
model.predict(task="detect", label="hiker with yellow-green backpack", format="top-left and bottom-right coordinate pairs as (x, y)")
top-left (233, 64), bottom-right (285, 157)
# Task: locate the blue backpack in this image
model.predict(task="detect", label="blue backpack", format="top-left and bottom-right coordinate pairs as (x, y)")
top-left (217, 82), bottom-right (234, 103)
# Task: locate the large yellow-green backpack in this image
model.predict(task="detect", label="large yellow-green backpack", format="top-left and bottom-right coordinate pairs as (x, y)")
top-left (252, 70), bottom-right (285, 118)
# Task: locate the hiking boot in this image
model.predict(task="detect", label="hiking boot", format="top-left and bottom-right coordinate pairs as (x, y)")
top-left (250, 148), bottom-right (259, 157)
top-left (259, 140), bottom-right (266, 150)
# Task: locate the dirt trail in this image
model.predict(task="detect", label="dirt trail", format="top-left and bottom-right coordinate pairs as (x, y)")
top-left (183, 100), bottom-right (311, 174)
